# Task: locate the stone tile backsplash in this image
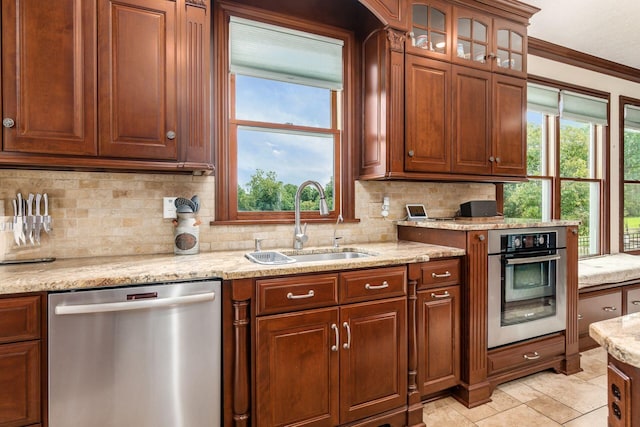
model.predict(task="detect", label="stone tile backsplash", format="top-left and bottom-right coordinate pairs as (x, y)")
top-left (0, 170), bottom-right (495, 260)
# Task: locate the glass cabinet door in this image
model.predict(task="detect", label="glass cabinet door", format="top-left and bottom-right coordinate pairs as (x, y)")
top-left (494, 19), bottom-right (526, 75)
top-left (409, 1), bottom-right (451, 59)
top-left (454, 9), bottom-right (490, 68)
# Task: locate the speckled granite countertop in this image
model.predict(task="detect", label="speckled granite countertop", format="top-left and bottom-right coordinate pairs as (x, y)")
top-left (589, 313), bottom-right (640, 368)
top-left (0, 241), bottom-right (465, 295)
top-left (396, 218), bottom-right (579, 231)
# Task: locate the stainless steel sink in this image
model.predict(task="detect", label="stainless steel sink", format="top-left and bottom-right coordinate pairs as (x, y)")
top-left (245, 249), bottom-right (374, 265)
top-left (290, 251), bottom-right (372, 262)
top-left (245, 251), bottom-right (296, 265)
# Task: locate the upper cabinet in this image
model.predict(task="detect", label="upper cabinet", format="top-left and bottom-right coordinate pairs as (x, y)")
top-left (453, 8), bottom-right (527, 78)
top-left (407, 0), bottom-right (452, 61)
top-left (361, 0), bottom-right (536, 182)
top-left (0, 0), bottom-right (212, 173)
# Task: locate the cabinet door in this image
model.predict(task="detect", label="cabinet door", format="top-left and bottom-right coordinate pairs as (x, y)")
top-left (1, 0), bottom-right (97, 156)
top-left (256, 308), bottom-right (339, 427)
top-left (452, 7), bottom-right (492, 71)
top-left (492, 74), bottom-right (526, 176)
top-left (407, 0), bottom-right (452, 61)
top-left (451, 65), bottom-right (491, 175)
top-left (339, 298), bottom-right (407, 423)
top-left (98, 0), bottom-right (177, 160)
top-left (626, 286), bottom-right (640, 314)
top-left (417, 285), bottom-right (460, 396)
top-left (405, 55), bottom-right (451, 173)
top-left (492, 18), bottom-right (527, 77)
top-left (0, 341), bottom-right (40, 426)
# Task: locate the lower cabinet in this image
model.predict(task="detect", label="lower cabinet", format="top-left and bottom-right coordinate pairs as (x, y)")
top-left (578, 289), bottom-right (622, 351)
top-left (254, 267), bottom-right (407, 426)
top-left (625, 285), bottom-right (640, 314)
top-left (414, 259), bottom-right (461, 397)
top-left (0, 295), bottom-right (42, 427)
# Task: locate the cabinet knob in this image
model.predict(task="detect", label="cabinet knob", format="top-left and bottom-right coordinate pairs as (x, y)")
top-left (489, 156), bottom-right (495, 162)
top-left (572, 228), bottom-right (578, 235)
top-left (478, 234), bottom-right (485, 241)
top-left (2, 118), bottom-right (15, 128)
top-left (495, 157), bottom-right (501, 163)
top-left (408, 150), bottom-right (415, 157)
top-left (166, 130), bottom-right (176, 140)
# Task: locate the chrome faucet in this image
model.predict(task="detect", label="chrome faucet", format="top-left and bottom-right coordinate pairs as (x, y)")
top-left (293, 180), bottom-right (330, 249)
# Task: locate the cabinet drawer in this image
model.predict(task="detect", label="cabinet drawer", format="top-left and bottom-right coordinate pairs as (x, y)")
top-left (625, 286), bottom-right (640, 314)
top-left (0, 296), bottom-right (41, 344)
top-left (419, 258), bottom-right (461, 289)
top-left (257, 274), bottom-right (339, 315)
top-left (487, 334), bottom-right (565, 376)
top-left (578, 290), bottom-right (622, 334)
top-left (340, 266), bottom-right (406, 303)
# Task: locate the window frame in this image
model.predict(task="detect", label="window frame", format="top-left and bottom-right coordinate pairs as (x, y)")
top-left (619, 95), bottom-right (640, 254)
top-left (501, 76), bottom-right (610, 256)
top-left (213, 4), bottom-right (357, 224)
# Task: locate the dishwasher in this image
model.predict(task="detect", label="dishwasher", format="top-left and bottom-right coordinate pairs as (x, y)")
top-left (48, 279), bottom-right (221, 427)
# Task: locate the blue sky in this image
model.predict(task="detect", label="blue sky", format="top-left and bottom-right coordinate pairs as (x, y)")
top-left (235, 75), bottom-right (335, 188)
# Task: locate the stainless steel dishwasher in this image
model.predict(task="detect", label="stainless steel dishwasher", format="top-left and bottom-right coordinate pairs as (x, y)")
top-left (48, 279), bottom-right (221, 427)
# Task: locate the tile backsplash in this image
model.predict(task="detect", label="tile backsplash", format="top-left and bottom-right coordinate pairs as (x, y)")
top-left (0, 170), bottom-right (495, 260)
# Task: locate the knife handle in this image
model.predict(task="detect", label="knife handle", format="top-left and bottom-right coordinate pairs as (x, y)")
top-left (43, 193), bottom-right (49, 216)
top-left (17, 193), bottom-right (22, 216)
top-left (35, 193), bottom-right (42, 216)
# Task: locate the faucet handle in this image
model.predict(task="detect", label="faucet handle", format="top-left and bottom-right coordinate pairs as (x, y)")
top-left (254, 238), bottom-right (264, 252)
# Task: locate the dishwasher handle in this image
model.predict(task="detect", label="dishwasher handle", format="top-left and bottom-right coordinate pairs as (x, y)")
top-left (54, 292), bottom-right (215, 315)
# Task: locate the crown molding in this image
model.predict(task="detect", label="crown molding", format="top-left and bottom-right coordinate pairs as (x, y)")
top-left (528, 37), bottom-right (640, 84)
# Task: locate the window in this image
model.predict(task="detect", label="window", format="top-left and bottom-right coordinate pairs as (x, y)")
top-left (504, 82), bottom-right (609, 257)
top-left (621, 97), bottom-right (640, 252)
top-left (215, 10), bottom-right (354, 223)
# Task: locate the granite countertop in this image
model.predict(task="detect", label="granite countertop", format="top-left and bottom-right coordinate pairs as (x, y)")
top-left (0, 241), bottom-right (465, 295)
top-left (396, 218), bottom-right (579, 231)
top-left (589, 313), bottom-right (640, 368)
top-left (578, 253), bottom-right (640, 289)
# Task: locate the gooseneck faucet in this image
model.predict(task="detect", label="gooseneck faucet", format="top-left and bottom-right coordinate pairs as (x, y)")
top-left (294, 180), bottom-right (330, 249)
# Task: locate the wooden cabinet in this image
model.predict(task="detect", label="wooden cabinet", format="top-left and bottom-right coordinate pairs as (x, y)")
top-left (254, 267), bottom-right (407, 426)
top-left (398, 224), bottom-right (580, 407)
top-left (0, 295), bottom-right (42, 427)
top-left (625, 285), bottom-right (640, 314)
top-left (98, 0), bottom-right (177, 160)
top-left (413, 259), bottom-right (461, 396)
top-left (450, 64), bottom-right (526, 176)
top-left (578, 289), bottom-right (622, 351)
top-left (1, 0), bottom-right (97, 156)
top-left (607, 355), bottom-right (640, 427)
top-left (361, 0), bottom-right (535, 181)
top-left (1, 0), bottom-right (212, 173)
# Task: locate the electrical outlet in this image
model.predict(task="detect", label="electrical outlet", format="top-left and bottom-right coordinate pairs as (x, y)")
top-left (163, 197), bottom-right (177, 219)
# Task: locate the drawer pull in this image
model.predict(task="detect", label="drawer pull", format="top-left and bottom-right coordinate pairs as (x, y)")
top-left (431, 271), bottom-right (451, 279)
top-left (431, 291), bottom-right (450, 299)
top-left (602, 306), bottom-right (617, 312)
top-left (331, 324), bottom-right (339, 352)
top-left (523, 352), bottom-right (540, 360)
top-left (365, 281), bottom-right (389, 290)
top-left (578, 314), bottom-right (584, 320)
top-left (343, 322), bottom-right (351, 349)
top-left (287, 290), bottom-right (315, 300)
top-left (632, 301), bottom-right (640, 306)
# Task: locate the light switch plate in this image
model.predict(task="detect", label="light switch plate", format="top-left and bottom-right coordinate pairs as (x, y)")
top-left (163, 197), bottom-right (177, 219)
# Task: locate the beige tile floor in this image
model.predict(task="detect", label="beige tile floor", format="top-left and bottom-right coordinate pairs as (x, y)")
top-left (423, 347), bottom-right (609, 426)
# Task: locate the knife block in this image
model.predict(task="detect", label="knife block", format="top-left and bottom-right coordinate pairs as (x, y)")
top-left (0, 215), bottom-right (52, 263)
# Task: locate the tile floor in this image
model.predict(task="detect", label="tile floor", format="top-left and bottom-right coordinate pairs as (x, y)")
top-left (423, 347), bottom-right (609, 426)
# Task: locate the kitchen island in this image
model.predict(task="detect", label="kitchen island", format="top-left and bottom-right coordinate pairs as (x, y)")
top-left (590, 313), bottom-right (640, 427)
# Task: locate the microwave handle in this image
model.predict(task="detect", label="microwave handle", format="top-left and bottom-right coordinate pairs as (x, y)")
top-left (505, 254), bottom-right (561, 265)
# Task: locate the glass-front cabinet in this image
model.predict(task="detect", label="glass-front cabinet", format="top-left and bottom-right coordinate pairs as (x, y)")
top-left (408, 0), bottom-right (451, 60)
top-left (493, 18), bottom-right (526, 76)
top-left (451, 8), bottom-right (527, 77)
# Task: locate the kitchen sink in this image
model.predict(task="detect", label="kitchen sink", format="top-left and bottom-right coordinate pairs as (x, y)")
top-left (245, 251), bottom-right (296, 265)
top-left (245, 249), bottom-right (375, 265)
top-left (290, 251), bottom-right (372, 262)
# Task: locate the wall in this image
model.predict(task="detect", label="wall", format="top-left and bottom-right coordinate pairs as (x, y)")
top-left (0, 169), bottom-right (494, 261)
top-left (527, 55), bottom-right (640, 253)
